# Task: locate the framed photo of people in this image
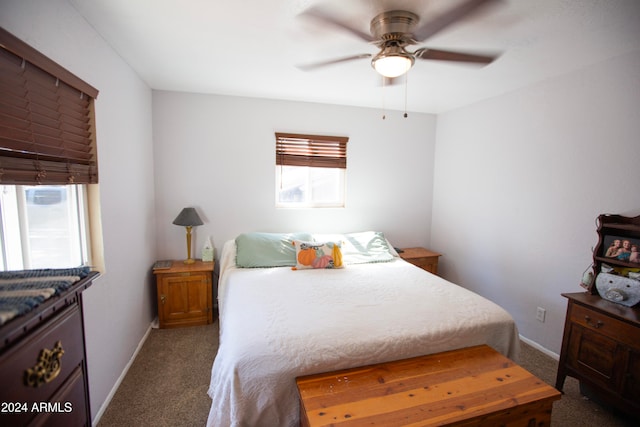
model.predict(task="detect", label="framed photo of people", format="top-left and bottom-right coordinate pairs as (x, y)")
top-left (601, 235), bottom-right (640, 264)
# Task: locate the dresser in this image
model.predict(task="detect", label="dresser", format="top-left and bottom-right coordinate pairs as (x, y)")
top-left (556, 292), bottom-right (640, 419)
top-left (153, 260), bottom-right (214, 328)
top-left (399, 247), bottom-right (441, 274)
top-left (0, 271), bottom-right (98, 427)
top-left (555, 214), bottom-right (640, 420)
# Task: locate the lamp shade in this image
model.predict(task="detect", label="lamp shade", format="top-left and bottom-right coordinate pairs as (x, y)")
top-left (172, 207), bottom-right (203, 227)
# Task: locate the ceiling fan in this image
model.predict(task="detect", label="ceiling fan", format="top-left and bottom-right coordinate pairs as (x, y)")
top-left (299, 0), bottom-right (502, 79)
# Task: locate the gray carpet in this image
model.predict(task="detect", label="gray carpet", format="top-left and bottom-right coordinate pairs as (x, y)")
top-left (97, 323), bottom-right (218, 427)
top-left (98, 321), bottom-right (636, 426)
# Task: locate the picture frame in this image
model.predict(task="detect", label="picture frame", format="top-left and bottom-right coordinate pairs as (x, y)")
top-left (600, 235), bottom-right (640, 264)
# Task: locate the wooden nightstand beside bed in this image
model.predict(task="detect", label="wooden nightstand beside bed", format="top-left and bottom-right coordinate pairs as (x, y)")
top-left (400, 247), bottom-right (441, 274)
top-left (153, 260), bottom-right (215, 328)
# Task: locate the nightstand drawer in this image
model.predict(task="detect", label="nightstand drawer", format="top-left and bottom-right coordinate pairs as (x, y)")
top-left (408, 257), bottom-right (438, 271)
top-left (399, 247), bottom-right (441, 275)
top-left (570, 303), bottom-right (640, 349)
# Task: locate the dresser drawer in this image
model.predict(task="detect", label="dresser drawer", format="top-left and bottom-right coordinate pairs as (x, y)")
top-left (570, 303), bottom-right (640, 349)
top-left (1, 366), bottom-right (87, 427)
top-left (0, 304), bottom-right (85, 405)
top-left (29, 366), bottom-right (88, 427)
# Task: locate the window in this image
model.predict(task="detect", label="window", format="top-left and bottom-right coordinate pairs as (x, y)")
top-left (0, 184), bottom-right (90, 270)
top-left (275, 133), bottom-right (348, 208)
top-left (0, 28), bottom-right (101, 271)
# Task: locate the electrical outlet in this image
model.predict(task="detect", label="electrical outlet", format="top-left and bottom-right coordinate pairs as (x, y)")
top-left (536, 307), bottom-right (546, 323)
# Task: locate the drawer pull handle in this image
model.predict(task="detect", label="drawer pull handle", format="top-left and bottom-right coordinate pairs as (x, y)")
top-left (584, 315), bottom-right (603, 329)
top-left (24, 341), bottom-right (64, 387)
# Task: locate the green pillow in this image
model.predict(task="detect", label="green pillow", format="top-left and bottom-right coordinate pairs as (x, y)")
top-left (235, 232), bottom-right (313, 268)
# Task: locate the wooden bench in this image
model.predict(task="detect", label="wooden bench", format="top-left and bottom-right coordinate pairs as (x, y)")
top-left (296, 345), bottom-right (560, 426)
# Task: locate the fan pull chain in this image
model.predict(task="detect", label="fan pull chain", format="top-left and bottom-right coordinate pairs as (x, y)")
top-left (381, 76), bottom-right (386, 120)
top-left (404, 73), bottom-right (408, 118)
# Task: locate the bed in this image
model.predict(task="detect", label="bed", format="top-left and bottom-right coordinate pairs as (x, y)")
top-left (207, 232), bottom-right (519, 427)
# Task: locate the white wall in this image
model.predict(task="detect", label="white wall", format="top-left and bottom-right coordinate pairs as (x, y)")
top-left (1, 0), bottom-right (157, 421)
top-left (152, 92), bottom-right (437, 260)
top-left (431, 51), bottom-right (640, 354)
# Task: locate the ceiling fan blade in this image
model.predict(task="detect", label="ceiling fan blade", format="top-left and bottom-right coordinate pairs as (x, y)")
top-left (412, 0), bottom-right (500, 42)
top-left (414, 48), bottom-right (498, 65)
top-left (300, 6), bottom-right (376, 42)
top-left (297, 54), bottom-right (372, 71)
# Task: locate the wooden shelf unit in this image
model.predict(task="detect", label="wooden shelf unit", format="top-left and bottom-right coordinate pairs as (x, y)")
top-left (589, 214), bottom-right (640, 294)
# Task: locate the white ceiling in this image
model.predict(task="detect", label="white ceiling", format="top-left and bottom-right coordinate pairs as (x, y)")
top-left (70, 0), bottom-right (640, 114)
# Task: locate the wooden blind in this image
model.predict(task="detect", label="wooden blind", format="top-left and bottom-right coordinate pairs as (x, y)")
top-left (0, 28), bottom-right (99, 185)
top-left (275, 133), bottom-right (348, 169)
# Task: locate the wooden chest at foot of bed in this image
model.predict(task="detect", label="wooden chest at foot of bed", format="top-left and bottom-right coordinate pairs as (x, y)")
top-left (296, 345), bottom-right (561, 427)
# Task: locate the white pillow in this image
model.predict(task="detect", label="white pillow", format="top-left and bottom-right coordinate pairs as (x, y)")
top-left (311, 231), bottom-right (395, 264)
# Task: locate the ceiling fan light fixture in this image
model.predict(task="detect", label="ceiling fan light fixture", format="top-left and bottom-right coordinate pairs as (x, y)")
top-left (372, 49), bottom-right (414, 78)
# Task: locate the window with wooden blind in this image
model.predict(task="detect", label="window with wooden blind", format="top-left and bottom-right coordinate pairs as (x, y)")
top-left (275, 133), bottom-right (348, 208)
top-left (0, 28), bottom-right (101, 271)
top-left (0, 28), bottom-right (99, 185)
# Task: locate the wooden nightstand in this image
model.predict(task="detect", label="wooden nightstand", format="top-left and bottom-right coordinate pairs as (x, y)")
top-left (153, 260), bottom-right (215, 328)
top-left (399, 247), bottom-right (441, 274)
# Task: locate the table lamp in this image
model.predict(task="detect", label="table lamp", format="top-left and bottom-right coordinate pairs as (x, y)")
top-left (172, 207), bottom-right (203, 264)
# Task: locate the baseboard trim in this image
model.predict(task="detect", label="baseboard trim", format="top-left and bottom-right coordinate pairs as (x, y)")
top-left (519, 334), bottom-right (559, 360)
top-left (91, 319), bottom-right (155, 426)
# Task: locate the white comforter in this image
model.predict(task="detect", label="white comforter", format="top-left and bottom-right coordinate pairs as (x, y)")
top-left (207, 240), bottom-right (519, 427)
